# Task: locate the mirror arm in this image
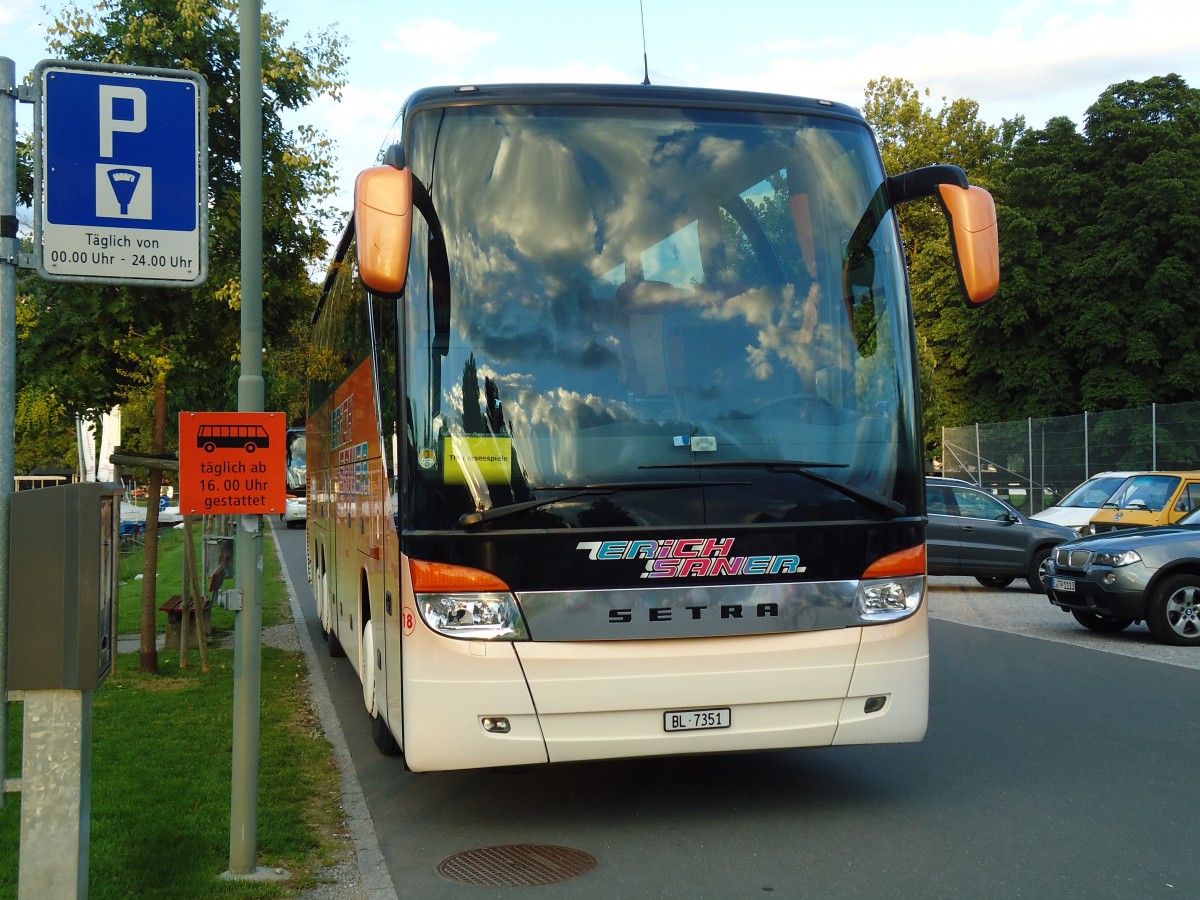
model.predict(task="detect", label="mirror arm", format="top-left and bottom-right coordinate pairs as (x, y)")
top-left (886, 164), bottom-right (969, 205)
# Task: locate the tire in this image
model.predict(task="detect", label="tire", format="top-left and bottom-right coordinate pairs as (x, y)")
top-left (362, 622), bottom-right (401, 755)
top-left (317, 583), bottom-right (328, 642)
top-left (362, 621), bottom-right (377, 714)
top-left (1070, 609), bottom-right (1133, 632)
top-left (327, 622), bottom-right (345, 657)
top-left (1027, 547), bottom-right (1053, 593)
top-left (1146, 573), bottom-right (1200, 646)
top-left (323, 574), bottom-right (345, 658)
top-left (976, 576), bottom-right (1014, 589)
top-left (371, 711), bottom-right (402, 756)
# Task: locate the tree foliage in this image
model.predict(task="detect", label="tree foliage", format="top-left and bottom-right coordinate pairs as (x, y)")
top-left (1001, 74), bottom-right (1200, 414)
top-left (863, 73), bottom-right (1200, 458)
top-left (862, 77), bottom-right (1011, 451)
top-left (15, 0), bottom-right (344, 467)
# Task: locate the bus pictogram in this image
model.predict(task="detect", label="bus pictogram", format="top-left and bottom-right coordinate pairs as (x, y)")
top-left (197, 424), bottom-right (270, 453)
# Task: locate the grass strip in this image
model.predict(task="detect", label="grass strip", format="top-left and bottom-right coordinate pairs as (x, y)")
top-left (0, 527), bottom-right (344, 898)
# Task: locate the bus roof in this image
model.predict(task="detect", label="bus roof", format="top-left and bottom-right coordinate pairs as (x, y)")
top-left (399, 82), bottom-right (864, 124)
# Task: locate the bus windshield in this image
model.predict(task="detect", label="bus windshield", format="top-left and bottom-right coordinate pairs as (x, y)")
top-left (401, 103), bottom-right (918, 529)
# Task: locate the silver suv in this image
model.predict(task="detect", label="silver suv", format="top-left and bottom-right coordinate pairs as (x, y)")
top-left (1044, 506), bottom-right (1200, 645)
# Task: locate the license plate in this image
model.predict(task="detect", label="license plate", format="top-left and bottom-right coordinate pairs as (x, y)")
top-left (1051, 577), bottom-right (1076, 592)
top-left (664, 707), bottom-right (730, 732)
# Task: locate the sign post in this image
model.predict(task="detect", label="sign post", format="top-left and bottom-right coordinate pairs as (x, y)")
top-left (33, 59), bottom-right (208, 287)
top-left (6, 56), bottom-right (210, 896)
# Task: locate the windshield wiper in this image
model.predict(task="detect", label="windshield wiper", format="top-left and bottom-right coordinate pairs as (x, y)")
top-left (639, 460), bottom-right (907, 517)
top-left (458, 480), bottom-right (750, 528)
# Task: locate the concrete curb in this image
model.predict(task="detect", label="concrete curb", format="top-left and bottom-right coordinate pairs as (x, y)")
top-left (267, 527), bottom-right (399, 900)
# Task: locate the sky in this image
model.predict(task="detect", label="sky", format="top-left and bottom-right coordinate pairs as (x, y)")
top-left (3, 0), bottom-right (1199, 227)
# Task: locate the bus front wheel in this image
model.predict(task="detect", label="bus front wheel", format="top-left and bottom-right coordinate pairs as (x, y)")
top-left (363, 621), bottom-right (401, 755)
top-left (372, 712), bottom-right (401, 757)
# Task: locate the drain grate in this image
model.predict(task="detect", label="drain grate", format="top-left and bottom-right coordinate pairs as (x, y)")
top-left (437, 843), bottom-right (598, 886)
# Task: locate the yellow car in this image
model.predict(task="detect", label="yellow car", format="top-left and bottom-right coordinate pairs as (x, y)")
top-left (1086, 471), bottom-right (1200, 534)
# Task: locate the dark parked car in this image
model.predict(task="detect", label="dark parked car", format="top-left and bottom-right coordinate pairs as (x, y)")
top-left (926, 479), bottom-right (1074, 591)
top-left (1044, 506), bottom-right (1200, 646)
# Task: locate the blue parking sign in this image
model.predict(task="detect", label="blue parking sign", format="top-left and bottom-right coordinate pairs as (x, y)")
top-left (34, 60), bottom-right (208, 286)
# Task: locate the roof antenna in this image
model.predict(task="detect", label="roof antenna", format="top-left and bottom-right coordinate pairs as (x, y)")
top-left (640, 0), bottom-right (651, 85)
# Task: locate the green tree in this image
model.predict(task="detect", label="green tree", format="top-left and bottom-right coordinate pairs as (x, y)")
top-left (13, 386), bottom-right (76, 474)
top-left (23, 0), bottom-right (346, 671)
top-left (1068, 74), bottom-right (1200, 409)
top-left (977, 116), bottom-right (1087, 418)
top-left (38, 0), bottom-right (342, 415)
top-left (1000, 74), bottom-right (1200, 414)
top-left (862, 77), bottom-right (1011, 454)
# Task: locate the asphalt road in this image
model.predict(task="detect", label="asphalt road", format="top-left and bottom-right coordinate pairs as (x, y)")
top-left (271, 525), bottom-right (1200, 899)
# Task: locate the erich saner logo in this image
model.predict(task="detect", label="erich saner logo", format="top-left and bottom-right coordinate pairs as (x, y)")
top-left (576, 537), bottom-right (804, 579)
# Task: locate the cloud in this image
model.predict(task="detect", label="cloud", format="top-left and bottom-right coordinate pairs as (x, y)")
top-left (0, 0), bottom-right (34, 29)
top-left (305, 83), bottom-right (404, 156)
top-left (720, 0), bottom-right (1200, 126)
top-left (382, 18), bottom-right (497, 64)
top-left (0, 0), bottom-right (45, 52)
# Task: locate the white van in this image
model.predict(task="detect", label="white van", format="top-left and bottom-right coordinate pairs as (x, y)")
top-left (1030, 472), bottom-right (1140, 535)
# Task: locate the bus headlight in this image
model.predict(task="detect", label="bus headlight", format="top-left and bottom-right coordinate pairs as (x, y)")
top-left (854, 575), bottom-right (924, 624)
top-left (419, 592), bottom-right (529, 640)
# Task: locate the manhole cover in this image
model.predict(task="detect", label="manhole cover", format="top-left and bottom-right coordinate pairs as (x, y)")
top-left (437, 844), bottom-right (597, 886)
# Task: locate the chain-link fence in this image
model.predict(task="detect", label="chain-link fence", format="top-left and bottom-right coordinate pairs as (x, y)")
top-left (940, 401), bottom-right (1200, 514)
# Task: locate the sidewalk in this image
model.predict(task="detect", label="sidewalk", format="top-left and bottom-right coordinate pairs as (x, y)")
top-left (116, 633), bottom-right (160, 653)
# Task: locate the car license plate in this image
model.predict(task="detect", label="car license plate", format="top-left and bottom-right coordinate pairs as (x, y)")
top-left (1051, 577), bottom-right (1076, 592)
top-left (665, 707), bottom-right (730, 732)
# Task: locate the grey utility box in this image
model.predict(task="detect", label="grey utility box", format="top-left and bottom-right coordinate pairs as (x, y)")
top-left (8, 481), bottom-right (122, 691)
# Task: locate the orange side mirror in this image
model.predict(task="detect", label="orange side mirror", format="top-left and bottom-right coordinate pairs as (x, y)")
top-left (938, 184), bottom-right (999, 305)
top-left (354, 165), bottom-right (414, 296)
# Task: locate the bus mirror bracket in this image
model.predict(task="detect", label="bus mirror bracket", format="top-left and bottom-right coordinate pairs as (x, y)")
top-left (885, 164), bottom-right (968, 204)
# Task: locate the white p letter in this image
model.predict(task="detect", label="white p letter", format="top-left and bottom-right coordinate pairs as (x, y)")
top-left (99, 85), bottom-right (147, 157)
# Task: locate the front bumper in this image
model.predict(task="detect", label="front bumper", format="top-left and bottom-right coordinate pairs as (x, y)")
top-left (1044, 561), bottom-right (1148, 620)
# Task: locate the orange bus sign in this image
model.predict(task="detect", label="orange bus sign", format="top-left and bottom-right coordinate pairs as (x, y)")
top-left (179, 412), bottom-right (287, 515)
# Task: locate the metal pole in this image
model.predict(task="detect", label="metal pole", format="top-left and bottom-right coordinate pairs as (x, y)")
top-left (1152, 403), bottom-right (1157, 470)
top-left (975, 423), bottom-right (981, 486)
top-left (1084, 410), bottom-right (1089, 477)
top-left (1041, 427), bottom-right (1046, 512)
top-left (1028, 417), bottom-right (1034, 513)
top-left (0, 56), bottom-right (20, 811)
top-left (228, 1), bottom-right (268, 878)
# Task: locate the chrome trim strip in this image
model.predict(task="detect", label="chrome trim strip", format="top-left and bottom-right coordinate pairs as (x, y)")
top-left (518, 580), bottom-right (858, 641)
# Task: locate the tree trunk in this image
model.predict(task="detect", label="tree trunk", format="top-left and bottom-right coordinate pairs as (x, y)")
top-left (138, 379), bottom-right (168, 673)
